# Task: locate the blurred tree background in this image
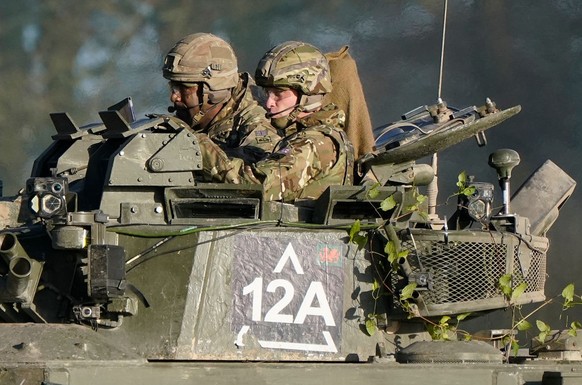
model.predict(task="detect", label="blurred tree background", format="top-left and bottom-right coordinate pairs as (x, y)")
top-left (1, 0), bottom-right (582, 335)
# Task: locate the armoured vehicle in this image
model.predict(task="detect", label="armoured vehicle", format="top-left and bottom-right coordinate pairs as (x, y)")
top-left (0, 97), bottom-right (579, 385)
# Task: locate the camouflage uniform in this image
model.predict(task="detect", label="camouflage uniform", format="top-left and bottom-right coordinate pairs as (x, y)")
top-left (194, 41), bottom-right (354, 202)
top-left (163, 33), bottom-right (280, 164)
top-left (252, 105), bottom-right (352, 201)
top-left (204, 72), bottom-right (280, 164)
top-left (193, 105), bottom-right (352, 201)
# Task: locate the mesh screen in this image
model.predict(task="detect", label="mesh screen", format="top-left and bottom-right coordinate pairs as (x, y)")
top-left (390, 230), bottom-right (547, 317)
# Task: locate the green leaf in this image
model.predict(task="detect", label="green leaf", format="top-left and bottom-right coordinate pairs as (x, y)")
top-left (372, 279), bottom-right (380, 292)
top-left (456, 312), bottom-right (471, 322)
top-left (517, 319), bottom-right (532, 331)
top-left (562, 283), bottom-right (575, 302)
top-left (365, 316), bottom-right (377, 336)
top-left (400, 283), bottom-right (417, 301)
top-left (568, 321), bottom-right (582, 337)
top-left (536, 320), bottom-right (551, 333)
top-left (384, 240), bottom-right (397, 263)
top-left (510, 282), bottom-right (528, 303)
top-left (457, 171), bottom-right (468, 189)
top-left (353, 234), bottom-right (368, 250)
top-left (498, 274), bottom-right (513, 297)
top-left (349, 219), bottom-right (361, 243)
top-left (562, 283), bottom-right (575, 301)
top-left (511, 340), bottom-right (520, 357)
top-left (461, 186), bottom-right (476, 196)
top-left (439, 316), bottom-right (451, 325)
top-left (380, 195), bottom-right (397, 212)
top-left (367, 182), bottom-right (382, 199)
top-left (397, 250), bottom-right (409, 259)
top-left (416, 194), bottom-right (426, 204)
top-left (499, 274), bottom-right (512, 286)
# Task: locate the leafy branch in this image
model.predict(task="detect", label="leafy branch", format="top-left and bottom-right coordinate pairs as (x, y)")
top-left (348, 175), bottom-right (582, 354)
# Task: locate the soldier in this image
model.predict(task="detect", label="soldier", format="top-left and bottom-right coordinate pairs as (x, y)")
top-left (250, 41), bottom-right (354, 201)
top-left (162, 33), bottom-right (280, 164)
top-left (193, 41), bottom-right (354, 202)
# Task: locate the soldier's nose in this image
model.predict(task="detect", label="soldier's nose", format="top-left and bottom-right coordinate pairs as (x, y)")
top-left (170, 92), bottom-right (181, 103)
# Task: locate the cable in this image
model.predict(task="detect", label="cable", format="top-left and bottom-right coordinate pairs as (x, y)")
top-left (438, 0), bottom-right (449, 100)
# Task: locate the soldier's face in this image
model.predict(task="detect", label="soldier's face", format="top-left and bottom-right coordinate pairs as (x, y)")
top-left (169, 82), bottom-right (201, 125)
top-left (264, 87), bottom-right (299, 119)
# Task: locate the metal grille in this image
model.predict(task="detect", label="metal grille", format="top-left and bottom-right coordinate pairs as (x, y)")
top-left (391, 230), bottom-right (548, 317)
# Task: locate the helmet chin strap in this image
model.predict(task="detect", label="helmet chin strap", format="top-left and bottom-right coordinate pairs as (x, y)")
top-left (266, 103), bottom-right (300, 118)
top-left (298, 94), bottom-right (323, 112)
top-left (270, 105), bottom-right (305, 130)
top-left (194, 93), bottom-right (231, 126)
top-left (269, 93), bottom-right (324, 130)
top-left (171, 92), bottom-right (230, 128)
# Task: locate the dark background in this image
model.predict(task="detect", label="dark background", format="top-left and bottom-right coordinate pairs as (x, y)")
top-left (1, 0), bottom-right (581, 337)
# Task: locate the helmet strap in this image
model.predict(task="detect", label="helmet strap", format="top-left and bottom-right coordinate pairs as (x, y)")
top-left (298, 94), bottom-right (324, 112)
top-left (191, 91), bottom-right (231, 127)
top-left (271, 104), bottom-right (304, 130)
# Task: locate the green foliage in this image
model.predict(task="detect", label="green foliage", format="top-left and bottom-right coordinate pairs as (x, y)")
top-left (568, 321), bottom-right (582, 337)
top-left (498, 274), bottom-right (527, 304)
top-left (456, 171), bottom-right (476, 197)
top-left (427, 316), bottom-right (453, 341)
top-left (348, 219), bottom-right (368, 251)
top-left (511, 283), bottom-right (528, 303)
top-left (427, 313), bottom-right (472, 341)
top-left (498, 274), bottom-right (513, 299)
top-left (366, 182), bottom-right (382, 199)
top-left (400, 282), bottom-right (417, 301)
top-left (384, 240), bottom-right (409, 266)
top-left (351, 175), bottom-right (582, 349)
top-left (363, 279), bottom-right (385, 336)
top-left (535, 320), bottom-right (551, 343)
top-left (496, 279), bottom-right (582, 359)
top-left (380, 195), bottom-right (397, 212)
top-left (502, 335), bottom-right (521, 357)
top-left (405, 193), bottom-right (427, 214)
top-left (562, 283), bottom-right (575, 309)
top-left (365, 315), bottom-right (378, 336)
top-left (517, 319), bottom-right (532, 332)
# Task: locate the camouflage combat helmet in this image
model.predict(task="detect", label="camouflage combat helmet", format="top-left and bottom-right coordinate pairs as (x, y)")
top-left (163, 33), bottom-right (239, 91)
top-left (255, 41), bottom-right (332, 97)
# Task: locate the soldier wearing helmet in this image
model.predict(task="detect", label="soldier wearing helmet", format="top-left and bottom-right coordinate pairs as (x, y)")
top-left (190, 41), bottom-right (353, 201)
top-left (248, 41), bottom-right (354, 201)
top-left (163, 33), bottom-right (280, 164)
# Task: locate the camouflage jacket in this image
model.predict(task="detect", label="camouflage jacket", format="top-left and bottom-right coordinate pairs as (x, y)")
top-left (206, 72), bottom-right (281, 163)
top-left (194, 104), bottom-right (354, 201)
top-left (251, 104), bottom-right (354, 202)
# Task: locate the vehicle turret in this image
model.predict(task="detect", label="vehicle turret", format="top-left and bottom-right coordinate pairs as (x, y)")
top-left (0, 97), bottom-right (578, 385)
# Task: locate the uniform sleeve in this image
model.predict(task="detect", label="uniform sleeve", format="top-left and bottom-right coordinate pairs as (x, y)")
top-left (195, 133), bottom-right (246, 184)
top-left (252, 131), bottom-right (337, 202)
top-left (233, 105), bottom-right (282, 162)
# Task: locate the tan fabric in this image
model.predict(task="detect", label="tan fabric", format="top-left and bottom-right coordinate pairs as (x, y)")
top-left (324, 46), bottom-right (375, 160)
